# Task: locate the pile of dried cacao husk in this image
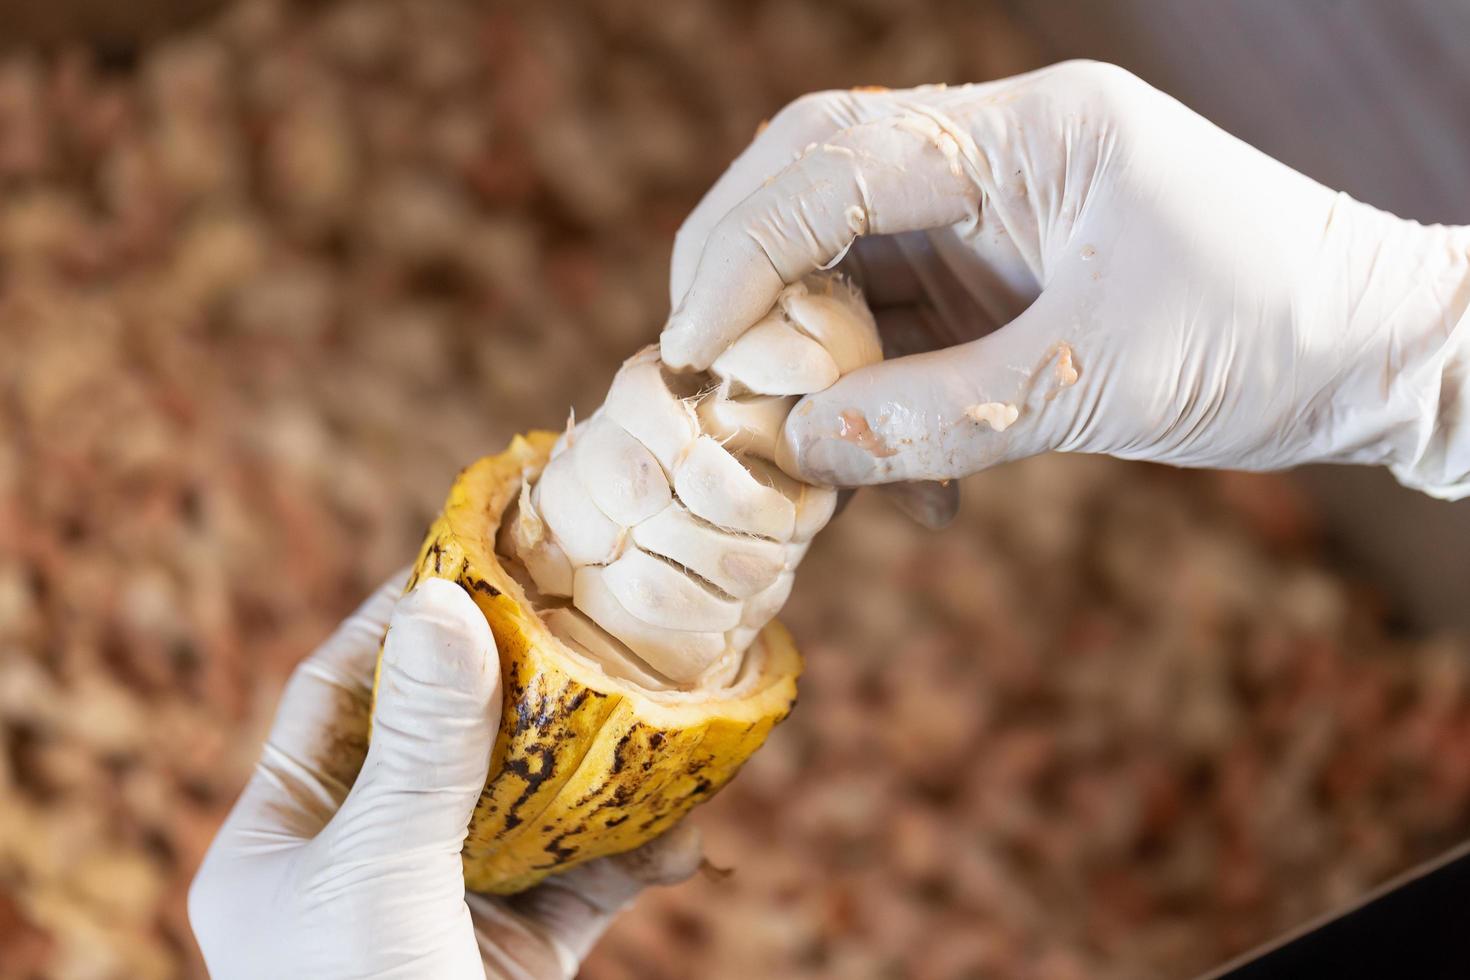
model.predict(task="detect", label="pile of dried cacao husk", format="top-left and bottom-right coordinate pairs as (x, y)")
top-left (1, 2), bottom-right (1467, 979)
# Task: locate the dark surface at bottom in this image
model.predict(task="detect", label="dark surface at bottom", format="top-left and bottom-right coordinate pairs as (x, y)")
top-left (1213, 844), bottom-right (1470, 980)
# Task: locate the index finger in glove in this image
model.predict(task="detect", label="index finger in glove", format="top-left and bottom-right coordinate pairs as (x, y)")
top-left (670, 88), bottom-right (895, 308)
top-left (660, 110), bottom-right (984, 372)
top-left (777, 291), bottom-right (1082, 485)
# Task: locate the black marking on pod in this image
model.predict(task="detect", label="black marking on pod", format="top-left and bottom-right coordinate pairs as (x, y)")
top-left (636, 731), bottom-right (667, 772)
top-left (593, 784), bottom-right (637, 813)
top-left (500, 742), bottom-right (558, 831)
top-left (611, 724), bottom-right (643, 775)
top-left (468, 577), bottom-right (502, 598)
top-left (544, 828), bottom-right (583, 863)
top-left (513, 687), bottom-right (559, 736)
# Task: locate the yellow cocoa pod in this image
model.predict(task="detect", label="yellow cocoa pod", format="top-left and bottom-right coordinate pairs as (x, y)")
top-left (374, 431), bottom-right (800, 894)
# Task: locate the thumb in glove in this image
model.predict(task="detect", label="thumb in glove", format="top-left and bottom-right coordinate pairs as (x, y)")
top-left (779, 293), bottom-right (1080, 486)
top-left (302, 577), bottom-right (501, 896)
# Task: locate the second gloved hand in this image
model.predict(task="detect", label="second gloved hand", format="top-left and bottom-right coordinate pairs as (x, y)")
top-left (189, 575), bottom-right (701, 980)
top-left (663, 62), bottom-right (1470, 499)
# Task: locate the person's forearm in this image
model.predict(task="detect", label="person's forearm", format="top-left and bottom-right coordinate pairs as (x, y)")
top-left (1312, 203), bottom-right (1470, 499)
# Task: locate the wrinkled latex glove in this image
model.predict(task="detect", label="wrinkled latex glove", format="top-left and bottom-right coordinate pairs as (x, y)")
top-left (190, 575), bottom-right (701, 979)
top-left (663, 61), bottom-right (1470, 499)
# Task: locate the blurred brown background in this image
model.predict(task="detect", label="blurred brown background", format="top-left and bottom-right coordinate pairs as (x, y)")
top-left (1, 1), bottom-right (1467, 978)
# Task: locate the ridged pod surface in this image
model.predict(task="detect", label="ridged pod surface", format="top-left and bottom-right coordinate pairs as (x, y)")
top-left (383, 432), bottom-right (800, 894)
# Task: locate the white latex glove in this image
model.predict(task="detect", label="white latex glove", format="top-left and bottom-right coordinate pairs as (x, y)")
top-left (190, 574), bottom-right (701, 979)
top-left (663, 61), bottom-right (1470, 499)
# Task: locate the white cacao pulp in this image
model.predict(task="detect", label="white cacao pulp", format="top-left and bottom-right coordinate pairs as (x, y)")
top-left (504, 273), bottom-right (880, 689)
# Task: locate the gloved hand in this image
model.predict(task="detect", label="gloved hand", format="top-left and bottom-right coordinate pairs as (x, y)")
top-left (663, 61), bottom-right (1470, 499)
top-left (189, 574), bottom-right (701, 979)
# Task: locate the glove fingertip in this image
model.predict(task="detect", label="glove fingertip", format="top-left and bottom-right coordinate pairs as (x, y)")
top-left (776, 394), bottom-right (879, 486)
top-left (383, 578), bottom-right (498, 696)
top-left (658, 317), bottom-right (712, 372)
